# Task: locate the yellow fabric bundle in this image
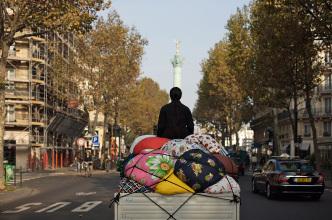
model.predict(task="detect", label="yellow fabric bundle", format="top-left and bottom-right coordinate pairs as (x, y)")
top-left (155, 168), bottom-right (195, 195)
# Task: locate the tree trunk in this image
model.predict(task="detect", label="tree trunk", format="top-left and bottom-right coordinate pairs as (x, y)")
top-left (0, 43), bottom-right (9, 189)
top-left (272, 108), bottom-right (280, 156)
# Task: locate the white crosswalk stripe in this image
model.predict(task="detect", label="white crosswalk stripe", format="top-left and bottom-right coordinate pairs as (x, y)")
top-left (2, 201), bottom-right (103, 213)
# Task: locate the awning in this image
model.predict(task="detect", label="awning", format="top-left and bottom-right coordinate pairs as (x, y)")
top-left (300, 143), bottom-right (310, 151)
top-left (281, 144), bottom-right (290, 150)
top-left (318, 145), bottom-right (331, 150)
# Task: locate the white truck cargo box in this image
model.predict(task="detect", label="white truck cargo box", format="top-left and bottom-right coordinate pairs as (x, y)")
top-left (114, 193), bottom-right (240, 220)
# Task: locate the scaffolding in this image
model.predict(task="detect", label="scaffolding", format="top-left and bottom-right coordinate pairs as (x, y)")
top-left (5, 26), bottom-right (88, 170)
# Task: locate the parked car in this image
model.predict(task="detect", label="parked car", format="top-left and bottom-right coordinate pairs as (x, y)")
top-left (252, 156), bottom-right (325, 200)
top-left (230, 156), bottom-right (245, 176)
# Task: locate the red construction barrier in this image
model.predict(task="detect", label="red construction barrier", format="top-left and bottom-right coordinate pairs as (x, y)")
top-left (56, 153), bottom-right (58, 169)
top-left (67, 153), bottom-right (70, 167)
top-left (33, 153), bottom-right (37, 170)
top-left (52, 151), bottom-right (54, 169)
top-left (60, 153), bottom-right (63, 168)
top-left (28, 154), bottom-right (32, 169)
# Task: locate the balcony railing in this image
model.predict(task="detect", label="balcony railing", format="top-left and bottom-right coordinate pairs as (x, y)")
top-left (323, 132), bottom-right (331, 137)
top-left (300, 108), bottom-right (332, 117)
top-left (317, 84), bottom-right (332, 93)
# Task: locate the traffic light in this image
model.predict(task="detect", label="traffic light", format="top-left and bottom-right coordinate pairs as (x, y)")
top-left (153, 125), bottom-right (158, 135)
top-left (268, 131), bottom-right (274, 141)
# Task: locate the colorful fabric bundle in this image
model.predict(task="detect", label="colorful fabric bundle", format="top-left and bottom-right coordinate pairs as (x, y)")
top-left (185, 134), bottom-right (222, 154)
top-left (132, 137), bottom-right (171, 155)
top-left (125, 149), bottom-right (173, 190)
top-left (174, 149), bottom-right (225, 192)
top-left (117, 177), bottom-right (153, 193)
top-left (129, 135), bottom-right (156, 154)
top-left (161, 139), bottom-right (208, 158)
top-left (212, 154), bottom-right (238, 179)
top-left (155, 168), bottom-right (195, 195)
top-left (204, 175), bottom-right (240, 196)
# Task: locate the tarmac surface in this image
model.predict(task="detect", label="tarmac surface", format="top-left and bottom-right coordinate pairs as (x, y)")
top-left (0, 167), bottom-right (114, 205)
top-left (1, 167), bottom-right (331, 205)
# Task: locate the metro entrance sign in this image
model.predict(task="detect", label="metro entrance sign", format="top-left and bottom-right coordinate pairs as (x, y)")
top-left (77, 138), bottom-right (86, 147)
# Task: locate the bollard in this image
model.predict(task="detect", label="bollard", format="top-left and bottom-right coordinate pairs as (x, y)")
top-left (14, 168), bottom-right (16, 186)
top-left (20, 166), bottom-right (22, 187)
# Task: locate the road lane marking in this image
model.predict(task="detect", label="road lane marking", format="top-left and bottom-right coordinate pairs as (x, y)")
top-left (35, 202), bottom-right (71, 213)
top-left (76, 192), bottom-right (96, 195)
top-left (2, 203), bottom-right (42, 213)
top-left (71, 201), bottom-right (102, 212)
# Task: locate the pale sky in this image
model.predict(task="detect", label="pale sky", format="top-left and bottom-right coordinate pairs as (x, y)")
top-left (99, 0), bottom-right (251, 111)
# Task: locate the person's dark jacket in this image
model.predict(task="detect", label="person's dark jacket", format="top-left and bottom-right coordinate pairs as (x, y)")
top-left (84, 154), bottom-right (92, 162)
top-left (157, 101), bottom-right (194, 139)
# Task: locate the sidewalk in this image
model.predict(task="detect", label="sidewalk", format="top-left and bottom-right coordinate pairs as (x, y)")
top-left (0, 167), bottom-right (117, 205)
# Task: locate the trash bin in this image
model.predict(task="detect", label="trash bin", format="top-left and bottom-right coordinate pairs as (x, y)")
top-left (5, 165), bottom-right (15, 185)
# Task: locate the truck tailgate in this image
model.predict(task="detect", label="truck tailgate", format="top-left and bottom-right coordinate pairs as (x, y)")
top-left (114, 193), bottom-right (240, 220)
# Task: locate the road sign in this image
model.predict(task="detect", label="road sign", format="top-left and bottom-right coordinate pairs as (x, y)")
top-left (92, 136), bottom-right (99, 144)
top-left (77, 138), bottom-right (86, 146)
top-left (92, 143), bottom-right (100, 150)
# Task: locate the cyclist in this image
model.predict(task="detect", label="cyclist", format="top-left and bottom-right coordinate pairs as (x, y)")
top-left (83, 150), bottom-right (93, 177)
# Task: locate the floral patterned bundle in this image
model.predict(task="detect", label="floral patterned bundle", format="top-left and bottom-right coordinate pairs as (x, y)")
top-left (204, 175), bottom-right (240, 196)
top-left (117, 177), bottom-right (153, 193)
top-left (174, 149), bottom-right (225, 192)
top-left (124, 149), bottom-right (173, 190)
top-left (161, 139), bottom-right (208, 166)
top-left (185, 134), bottom-right (222, 154)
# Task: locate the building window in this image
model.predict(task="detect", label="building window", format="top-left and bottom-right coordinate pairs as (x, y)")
top-left (6, 105), bottom-right (15, 122)
top-left (325, 51), bottom-right (331, 67)
top-left (304, 124), bottom-right (311, 137)
top-left (9, 45), bottom-right (16, 56)
top-left (324, 98), bottom-right (331, 115)
top-left (324, 75), bottom-right (331, 91)
top-left (323, 121), bottom-right (331, 137)
top-left (7, 69), bottom-right (15, 79)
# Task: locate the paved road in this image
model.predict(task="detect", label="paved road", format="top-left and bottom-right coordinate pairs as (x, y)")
top-left (0, 172), bottom-right (120, 220)
top-left (1, 171), bottom-right (332, 220)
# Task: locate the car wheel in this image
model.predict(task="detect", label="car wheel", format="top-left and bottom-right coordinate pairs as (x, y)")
top-left (311, 195), bottom-right (321, 201)
top-left (266, 183), bottom-right (274, 199)
top-left (252, 179), bottom-right (258, 193)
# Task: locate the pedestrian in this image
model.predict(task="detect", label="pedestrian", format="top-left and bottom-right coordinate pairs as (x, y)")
top-left (245, 154), bottom-right (250, 171)
top-left (74, 152), bottom-right (82, 171)
top-left (157, 87), bottom-right (194, 139)
top-left (251, 154), bottom-right (257, 170)
top-left (260, 156), bottom-right (266, 167)
top-left (105, 154), bottom-right (111, 172)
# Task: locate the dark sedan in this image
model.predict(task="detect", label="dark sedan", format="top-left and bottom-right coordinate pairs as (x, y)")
top-left (252, 156), bottom-right (325, 200)
top-left (231, 157), bottom-right (245, 176)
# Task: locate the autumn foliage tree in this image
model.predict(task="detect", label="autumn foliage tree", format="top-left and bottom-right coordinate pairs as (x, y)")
top-left (51, 10), bottom-right (148, 151)
top-left (121, 77), bottom-right (169, 143)
top-left (0, 0), bottom-right (111, 189)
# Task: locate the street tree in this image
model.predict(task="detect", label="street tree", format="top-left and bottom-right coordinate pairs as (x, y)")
top-left (52, 10), bottom-right (148, 152)
top-left (121, 77), bottom-right (169, 143)
top-left (250, 0), bottom-right (327, 168)
top-left (0, 0), bottom-right (111, 189)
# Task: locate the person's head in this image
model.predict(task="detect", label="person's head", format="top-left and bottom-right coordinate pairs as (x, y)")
top-left (87, 150), bottom-right (91, 155)
top-left (170, 87), bottom-right (182, 101)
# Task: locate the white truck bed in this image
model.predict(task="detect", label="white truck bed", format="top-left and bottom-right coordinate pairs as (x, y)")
top-left (114, 193), bottom-right (240, 220)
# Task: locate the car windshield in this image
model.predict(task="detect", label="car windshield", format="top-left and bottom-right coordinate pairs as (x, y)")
top-left (277, 160), bottom-right (315, 172)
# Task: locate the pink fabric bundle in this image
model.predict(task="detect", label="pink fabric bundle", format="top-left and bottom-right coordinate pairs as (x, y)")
top-left (125, 150), bottom-right (173, 190)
